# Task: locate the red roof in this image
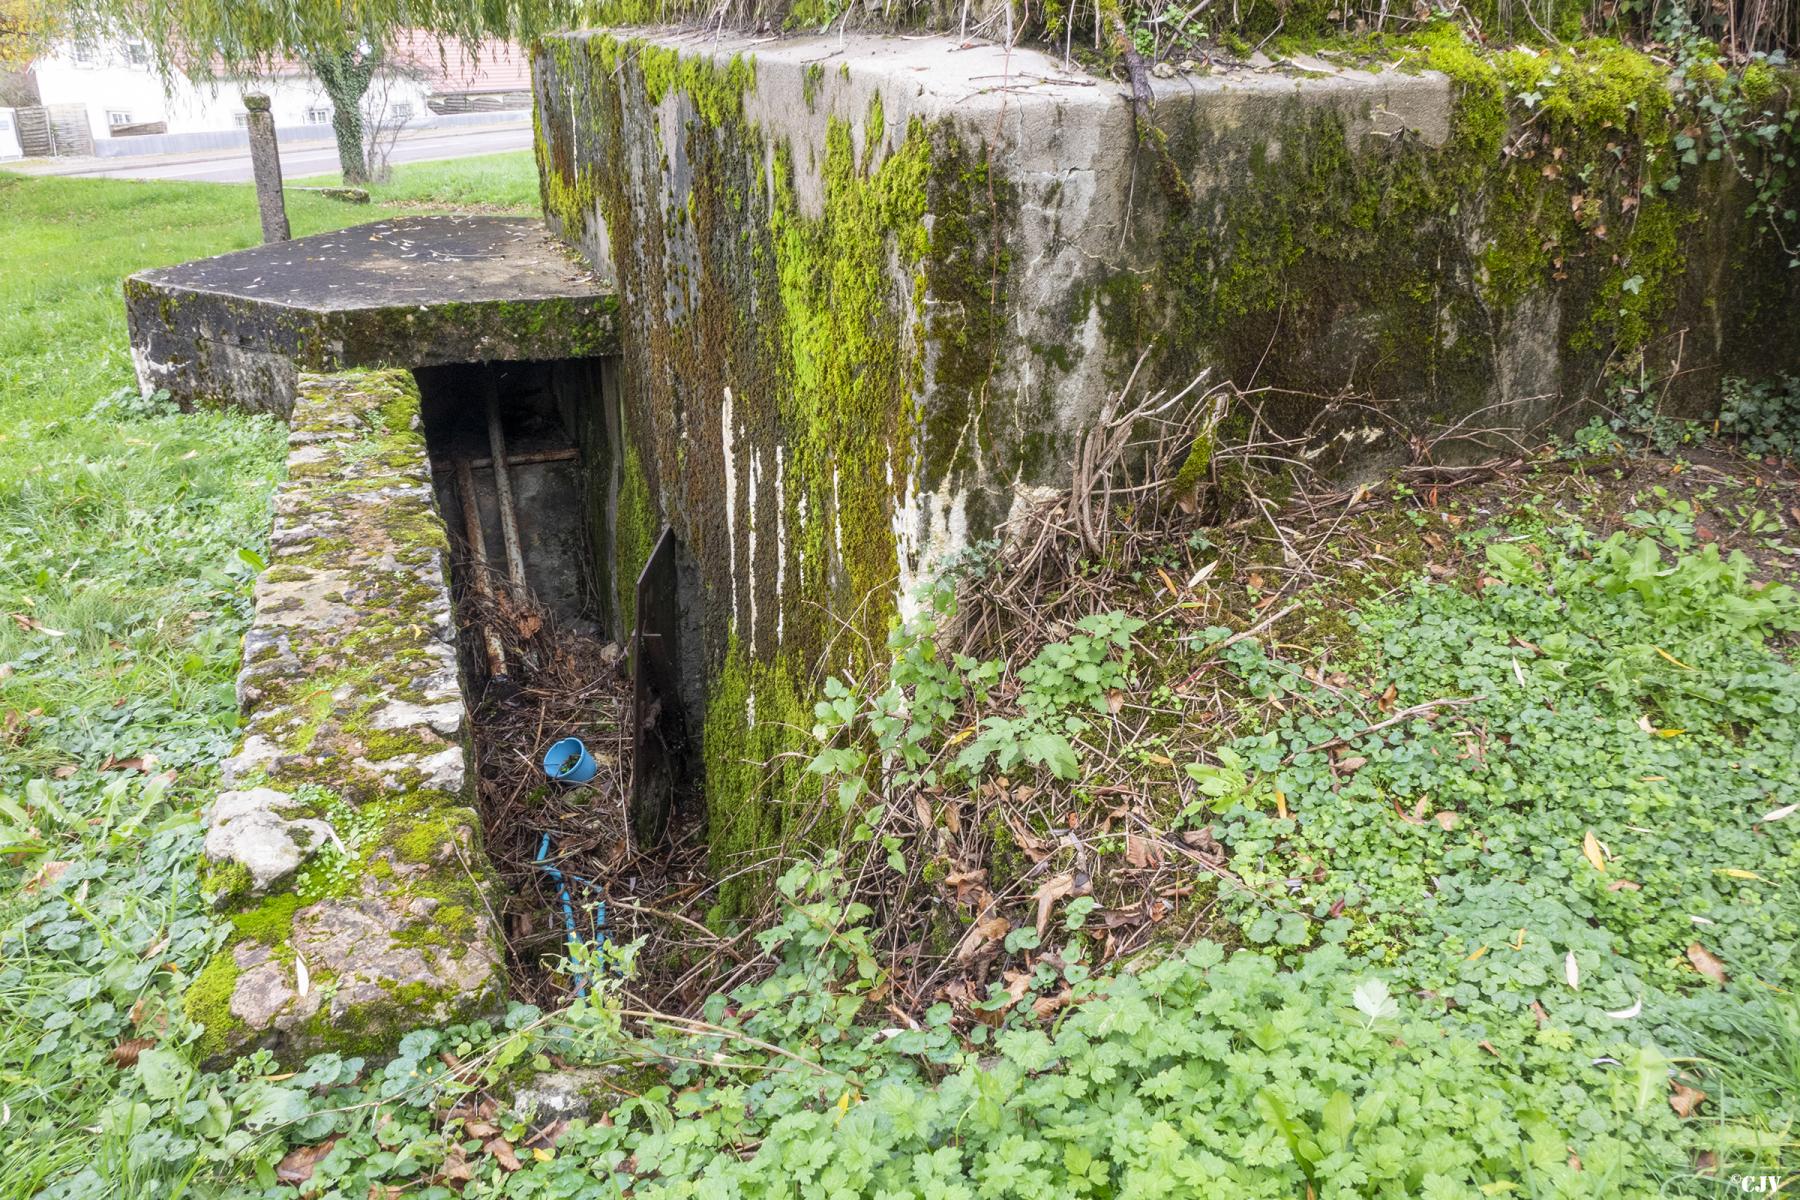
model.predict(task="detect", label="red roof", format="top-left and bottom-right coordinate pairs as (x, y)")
top-left (390, 33), bottom-right (532, 95)
top-left (223, 34), bottom-right (531, 94)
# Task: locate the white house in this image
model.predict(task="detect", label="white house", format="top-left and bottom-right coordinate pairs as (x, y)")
top-left (27, 33), bottom-right (530, 149)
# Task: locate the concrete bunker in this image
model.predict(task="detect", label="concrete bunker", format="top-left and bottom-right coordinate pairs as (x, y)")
top-left (130, 25), bottom-right (1800, 1064)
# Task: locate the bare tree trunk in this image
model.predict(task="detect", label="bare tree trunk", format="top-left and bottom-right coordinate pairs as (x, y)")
top-left (309, 48), bottom-right (376, 185)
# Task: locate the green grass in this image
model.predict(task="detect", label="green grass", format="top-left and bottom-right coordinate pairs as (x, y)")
top-left (0, 163), bottom-right (541, 1199)
top-left (291, 149), bottom-right (540, 211)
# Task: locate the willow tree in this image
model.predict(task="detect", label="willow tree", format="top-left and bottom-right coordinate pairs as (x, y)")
top-left (64, 0), bottom-right (577, 183)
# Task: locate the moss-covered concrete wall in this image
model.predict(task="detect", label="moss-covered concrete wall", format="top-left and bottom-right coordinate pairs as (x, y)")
top-left (533, 27), bottom-right (1799, 908)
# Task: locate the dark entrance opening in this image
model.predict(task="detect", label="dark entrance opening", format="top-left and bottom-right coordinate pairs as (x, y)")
top-left (413, 359), bottom-right (713, 1010)
top-left (416, 358), bottom-right (606, 643)
top-left (629, 526), bottom-right (709, 848)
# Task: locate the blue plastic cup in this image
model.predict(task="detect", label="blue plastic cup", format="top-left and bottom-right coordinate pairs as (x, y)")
top-left (543, 737), bottom-right (598, 784)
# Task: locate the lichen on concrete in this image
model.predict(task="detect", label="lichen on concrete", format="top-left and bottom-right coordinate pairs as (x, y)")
top-left (186, 369), bottom-right (505, 1066)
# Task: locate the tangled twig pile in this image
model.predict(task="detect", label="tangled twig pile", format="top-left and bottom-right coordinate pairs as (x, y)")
top-left (459, 579), bottom-right (752, 1014)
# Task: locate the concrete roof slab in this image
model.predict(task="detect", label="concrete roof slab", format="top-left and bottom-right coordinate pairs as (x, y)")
top-left (125, 216), bottom-right (619, 417)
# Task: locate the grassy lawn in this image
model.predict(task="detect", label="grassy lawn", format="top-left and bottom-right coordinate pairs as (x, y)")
top-left (0, 161), bottom-right (539, 1198)
top-left (290, 149), bottom-right (540, 211)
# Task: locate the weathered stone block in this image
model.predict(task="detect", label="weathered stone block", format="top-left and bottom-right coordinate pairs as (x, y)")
top-left (186, 369), bottom-right (505, 1066)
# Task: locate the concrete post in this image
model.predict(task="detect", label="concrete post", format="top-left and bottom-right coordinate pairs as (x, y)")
top-left (244, 94), bottom-right (289, 244)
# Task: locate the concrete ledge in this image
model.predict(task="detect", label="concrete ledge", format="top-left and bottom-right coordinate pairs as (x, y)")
top-left (184, 369), bottom-right (505, 1067)
top-left (125, 215), bottom-right (618, 417)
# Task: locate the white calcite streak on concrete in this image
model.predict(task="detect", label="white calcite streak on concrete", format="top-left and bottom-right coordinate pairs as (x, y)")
top-left (774, 443), bottom-right (787, 644)
top-left (721, 385), bottom-right (739, 624)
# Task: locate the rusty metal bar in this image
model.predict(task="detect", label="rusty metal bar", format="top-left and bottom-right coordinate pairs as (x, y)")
top-left (467, 447), bottom-right (579, 470)
top-left (453, 456), bottom-right (508, 680)
top-left (481, 369), bottom-right (529, 593)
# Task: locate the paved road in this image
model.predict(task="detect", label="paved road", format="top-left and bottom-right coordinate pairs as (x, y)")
top-left (23, 123), bottom-right (531, 183)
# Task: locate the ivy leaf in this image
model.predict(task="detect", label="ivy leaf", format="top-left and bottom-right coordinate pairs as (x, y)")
top-left (136, 1046), bottom-right (191, 1102)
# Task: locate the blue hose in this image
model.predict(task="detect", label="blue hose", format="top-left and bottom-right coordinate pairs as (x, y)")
top-left (534, 832), bottom-right (605, 997)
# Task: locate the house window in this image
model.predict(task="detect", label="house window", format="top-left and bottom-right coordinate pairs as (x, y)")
top-left (106, 110), bottom-right (134, 127)
top-left (70, 43), bottom-right (97, 67)
top-left (233, 113), bottom-right (250, 128)
top-left (124, 40), bottom-right (148, 66)
top-left (391, 101), bottom-right (413, 121)
top-left (304, 106), bottom-right (333, 125)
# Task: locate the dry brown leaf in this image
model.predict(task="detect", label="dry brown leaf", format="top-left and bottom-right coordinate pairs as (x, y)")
top-left (23, 860), bottom-right (70, 894)
top-left (463, 1120), bottom-right (499, 1139)
top-left (1124, 832), bottom-right (1164, 869)
top-left (1686, 942), bottom-right (1728, 986)
top-left (8, 612), bottom-right (67, 636)
top-left (485, 1138), bottom-right (522, 1172)
top-left (110, 1037), bottom-right (156, 1068)
top-left (943, 868), bottom-right (988, 905)
top-left (912, 793), bottom-right (934, 830)
top-left (1606, 879), bottom-right (1641, 892)
top-left (524, 1119), bottom-right (571, 1149)
top-left (1002, 970), bottom-right (1033, 1002)
top-left (1434, 811), bottom-right (1458, 831)
top-left (437, 1151), bottom-right (476, 1185)
top-left (276, 1139), bottom-right (338, 1185)
top-left (1033, 873), bottom-right (1078, 937)
top-left (1178, 825), bottom-right (1227, 867)
top-left (1669, 1082), bottom-right (1707, 1118)
top-left (954, 914), bottom-right (1011, 963)
top-left (1336, 755), bottom-right (1368, 773)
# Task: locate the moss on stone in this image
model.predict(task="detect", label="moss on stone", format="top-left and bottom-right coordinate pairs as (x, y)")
top-left (613, 433), bottom-right (657, 640)
top-left (184, 950), bottom-right (244, 1063)
top-left (186, 368), bottom-right (505, 1067)
top-left (231, 892), bottom-right (304, 948)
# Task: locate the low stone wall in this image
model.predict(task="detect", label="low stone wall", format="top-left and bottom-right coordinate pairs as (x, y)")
top-left (186, 369), bottom-right (505, 1066)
